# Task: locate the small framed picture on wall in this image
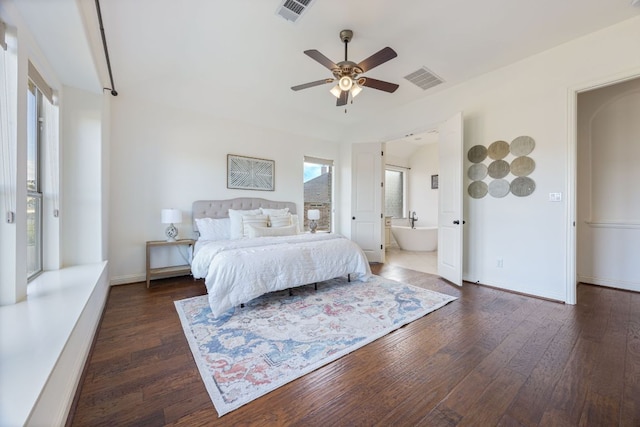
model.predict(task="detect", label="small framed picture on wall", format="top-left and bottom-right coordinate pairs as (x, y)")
top-left (431, 174), bottom-right (439, 189)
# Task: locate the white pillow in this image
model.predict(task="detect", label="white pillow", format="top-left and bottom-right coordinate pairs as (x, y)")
top-left (290, 214), bottom-right (300, 234)
top-left (260, 207), bottom-right (289, 217)
top-left (269, 213), bottom-right (292, 228)
top-left (242, 214), bottom-right (268, 237)
top-left (195, 217), bottom-right (231, 241)
top-left (228, 208), bottom-right (261, 239)
top-left (248, 224), bottom-right (297, 238)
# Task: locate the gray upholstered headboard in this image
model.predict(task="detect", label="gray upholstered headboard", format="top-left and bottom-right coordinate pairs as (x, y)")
top-left (192, 197), bottom-right (297, 234)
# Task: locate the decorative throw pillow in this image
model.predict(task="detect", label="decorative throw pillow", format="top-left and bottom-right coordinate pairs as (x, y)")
top-left (269, 213), bottom-right (292, 228)
top-left (228, 208), bottom-right (261, 239)
top-left (195, 217), bottom-right (231, 241)
top-left (260, 207), bottom-right (289, 217)
top-left (248, 224), bottom-right (297, 238)
top-left (242, 214), bottom-right (268, 237)
top-left (290, 214), bottom-right (300, 234)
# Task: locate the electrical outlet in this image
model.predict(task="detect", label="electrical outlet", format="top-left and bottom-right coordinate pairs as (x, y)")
top-left (497, 258), bottom-right (503, 268)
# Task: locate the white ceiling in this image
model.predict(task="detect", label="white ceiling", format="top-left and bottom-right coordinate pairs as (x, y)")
top-left (385, 129), bottom-right (439, 160)
top-left (11, 0), bottom-right (640, 143)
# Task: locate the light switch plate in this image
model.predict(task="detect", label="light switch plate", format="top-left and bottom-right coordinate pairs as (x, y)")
top-left (549, 192), bottom-right (562, 202)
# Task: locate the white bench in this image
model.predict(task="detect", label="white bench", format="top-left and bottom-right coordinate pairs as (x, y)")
top-left (0, 262), bottom-right (109, 426)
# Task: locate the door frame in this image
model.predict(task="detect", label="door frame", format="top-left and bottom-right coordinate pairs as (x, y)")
top-left (566, 67), bottom-right (640, 305)
top-left (380, 115), bottom-right (463, 283)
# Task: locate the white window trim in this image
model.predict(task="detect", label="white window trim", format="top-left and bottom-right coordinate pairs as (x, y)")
top-left (385, 165), bottom-right (408, 219)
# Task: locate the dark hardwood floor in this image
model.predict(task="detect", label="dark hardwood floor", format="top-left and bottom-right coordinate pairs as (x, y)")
top-left (68, 264), bottom-right (640, 426)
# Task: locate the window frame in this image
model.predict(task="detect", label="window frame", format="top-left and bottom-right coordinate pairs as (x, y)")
top-left (384, 166), bottom-right (408, 219)
top-left (303, 156), bottom-right (334, 233)
top-left (27, 80), bottom-right (44, 280)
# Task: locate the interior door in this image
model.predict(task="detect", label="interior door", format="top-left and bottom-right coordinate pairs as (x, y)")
top-left (351, 142), bottom-right (384, 263)
top-left (438, 112), bottom-right (464, 285)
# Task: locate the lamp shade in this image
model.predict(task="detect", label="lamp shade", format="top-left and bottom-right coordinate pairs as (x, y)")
top-left (307, 209), bottom-right (320, 220)
top-left (161, 208), bottom-right (182, 224)
top-left (351, 83), bottom-right (363, 98)
top-left (329, 84), bottom-right (342, 98)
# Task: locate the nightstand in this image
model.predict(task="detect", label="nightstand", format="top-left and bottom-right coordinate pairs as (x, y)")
top-left (145, 239), bottom-right (195, 288)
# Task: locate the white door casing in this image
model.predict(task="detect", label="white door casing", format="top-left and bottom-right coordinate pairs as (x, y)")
top-left (351, 142), bottom-right (384, 263)
top-left (438, 112), bottom-right (464, 286)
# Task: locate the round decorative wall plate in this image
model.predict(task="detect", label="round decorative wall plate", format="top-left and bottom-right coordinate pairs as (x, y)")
top-left (510, 136), bottom-right (535, 156)
top-left (510, 156), bottom-right (535, 176)
top-left (468, 181), bottom-right (488, 199)
top-left (467, 145), bottom-right (488, 163)
top-left (511, 176), bottom-right (536, 197)
top-left (488, 160), bottom-right (510, 179)
top-left (487, 140), bottom-right (510, 160)
top-left (467, 163), bottom-right (488, 181)
top-left (488, 179), bottom-right (510, 198)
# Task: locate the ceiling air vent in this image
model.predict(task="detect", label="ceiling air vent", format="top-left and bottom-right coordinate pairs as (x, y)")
top-left (404, 67), bottom-right (444, 91)
top-left (276, 0), bottom-right (315, 23)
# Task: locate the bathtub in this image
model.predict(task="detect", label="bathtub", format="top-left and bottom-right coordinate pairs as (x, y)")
top-left (391, 226), bottom-right (438, 252)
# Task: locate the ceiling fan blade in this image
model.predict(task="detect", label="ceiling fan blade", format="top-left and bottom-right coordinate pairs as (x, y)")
top-left (304, 49), bottom-right (339, 71)
top-left (336, 90), bottom-right (349, 106)
top-left (291, 78), bottom-right (334, 91)
top-left (361, 77), bottom-right (399, 93)
top-left (357, 47), bottom-right (397, 73)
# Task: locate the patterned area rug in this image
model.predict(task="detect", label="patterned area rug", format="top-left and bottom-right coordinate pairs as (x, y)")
top-left (174, 275), bottom-right (457, 416)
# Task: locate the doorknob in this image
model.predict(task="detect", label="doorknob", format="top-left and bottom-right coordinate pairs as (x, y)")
top-left (453, 220), bottom-right (466, 225)
top-left (352, 216), bottom-right (356, 220)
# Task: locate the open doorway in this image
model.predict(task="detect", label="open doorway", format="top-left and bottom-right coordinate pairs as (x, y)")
top-left (384, 129), bottom-right (439, 275)
top-left (575, 76), bottom-right (640, 297)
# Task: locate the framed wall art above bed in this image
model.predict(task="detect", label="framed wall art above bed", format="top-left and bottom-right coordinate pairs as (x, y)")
top-left (227, 154), bottom-right (275, 191)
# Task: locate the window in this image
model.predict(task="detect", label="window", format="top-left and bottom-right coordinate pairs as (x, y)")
top-left (27, 80), bottom-right (43, 279)
top-left (385, 168), bottom-right (406, 218)
top-left (303, 156), bottom-right (333, 232)
top-left (26, 62), bottom-right (55, 279)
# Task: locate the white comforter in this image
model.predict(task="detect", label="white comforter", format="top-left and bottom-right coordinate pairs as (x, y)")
top-left (191, 233), bottom-right (371, 317)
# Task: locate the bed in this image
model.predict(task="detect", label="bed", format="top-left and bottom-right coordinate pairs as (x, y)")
top-left (190, 197), bottom-right (372, 317)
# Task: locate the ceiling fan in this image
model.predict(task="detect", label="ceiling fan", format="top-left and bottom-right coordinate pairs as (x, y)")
top-left (291, 29), bottom-right (399, 107)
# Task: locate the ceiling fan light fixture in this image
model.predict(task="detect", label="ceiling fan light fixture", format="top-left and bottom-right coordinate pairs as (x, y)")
top-left (293, 29), bottom-right (398, 107)
top-left (339, 76), bottom-right (353, 91)
top-left (350, 83), bottom-right (363, 98)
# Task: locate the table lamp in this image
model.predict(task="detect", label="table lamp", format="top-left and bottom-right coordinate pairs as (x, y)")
top-left (307, 209), bottom-right (320, 233)
top-left (161, 208), bottom-right (181, 241)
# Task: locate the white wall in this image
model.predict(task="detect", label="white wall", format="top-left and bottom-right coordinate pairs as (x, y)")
top-left (61, 85), bottom-right (104, 266)
top-left (344, 16), bottom-right (640, 302)
top-left (108, 95), bottom-right (342, 284)
top-left (408, 143), bottom-right (439, 227)
top-left (577, 77), bottom-right (640, 292)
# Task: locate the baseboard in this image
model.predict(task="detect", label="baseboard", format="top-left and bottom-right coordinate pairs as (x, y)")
top-left (110, 273), bottom-right (145, 286)
top-left (463, 275), bottom-right (566, 303)
top-left (578, 275), bottom-right (640, 292)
